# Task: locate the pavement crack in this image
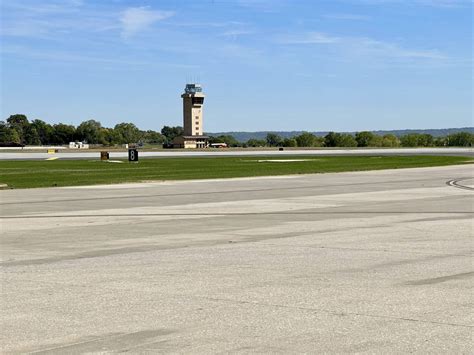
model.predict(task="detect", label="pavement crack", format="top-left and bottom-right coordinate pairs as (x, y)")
top-left (405, 271), bottom-right (474, 285)
top-left (262, 244), bottom-right (472, 257)
top-left (2, 211), bottom-right (473, 219)
top-left (194, 296), bottom-right (473, 329)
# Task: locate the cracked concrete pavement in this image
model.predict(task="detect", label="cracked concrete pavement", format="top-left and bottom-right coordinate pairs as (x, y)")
top-left (1, 165), bottom-right (473, 353)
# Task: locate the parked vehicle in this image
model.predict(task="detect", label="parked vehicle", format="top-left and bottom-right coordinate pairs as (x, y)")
top-left (210, 143), bottom-right (228, 148)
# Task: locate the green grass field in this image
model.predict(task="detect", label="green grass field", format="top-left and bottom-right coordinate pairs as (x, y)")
top-left (0, 155), bottom-right (471, 189)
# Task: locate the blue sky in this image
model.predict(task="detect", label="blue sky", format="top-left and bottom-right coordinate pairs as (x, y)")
top-left (1, 0), bottom-right (472, 132)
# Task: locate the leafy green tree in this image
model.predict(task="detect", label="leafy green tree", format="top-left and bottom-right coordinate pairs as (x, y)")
top-left (418, 134), bottom-right (434, 147)
top-left (295, 132), bottom-right (316, 147)
top-left (246, 139), bottom-right (267, 147)
top-left (282, 138), bottom-right (297, 147)
top-left (400, 134), bottom-right (419, 147)
top-left (434, 137), bottom-right (447, 147)
top-left (52, 124), bottom-right (76, 144)
top-left (30, 119), bottom-right (54, 144)
top-left (223, 135), bottom-right (240, 147)
top-left (446, 132), bottom-right (474, 147)
top-left (6, 114), bottom-right (29, 144)
top-left (161, 126), bottom-right (183, 142)
top-left (266, 133), bottom-right (283, 147)
top-left (324, 132), bottom-right (357, 147)
top-left (97, 128), bottom-right (119, 145)
top-left (372, 135), bottom-right (383, 147)
top-left (207, 136), bottom-right (218, 144)
top-left (24, 126), bottom-right (41, 145)
top-left (355, 131), bottom-right (374, 147)
top-left (313, 136), bottom-right (325, 147)
top-left (114, 122), bottom-right (142, 143)
top-left (11, 129), bottom-right (21, 144)
top-left (0, 121), bottom-right (21, 144)
top-left (400, 133), bottom-right (433, 147)
top-left (381, 134), bottom-right (400, 147)
top-left (339, 134), bottom-right (357, 147)
top-left (143, 130), bottom-right (164, 144)
top-left (76, 120), bottom-right (102, 144)
top-left (355, 131), bottom-right (382, 147)
top-left (324, 132), bottom-right (340, 147)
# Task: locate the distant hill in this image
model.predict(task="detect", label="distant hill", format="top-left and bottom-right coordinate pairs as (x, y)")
top-left (208, 127), bottom-right (474, 142)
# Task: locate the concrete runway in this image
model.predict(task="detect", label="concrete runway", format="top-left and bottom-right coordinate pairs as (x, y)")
top-left (1, 165), bottom-right (473, 353)
top-left (0, 147), bottom-right (473, 160)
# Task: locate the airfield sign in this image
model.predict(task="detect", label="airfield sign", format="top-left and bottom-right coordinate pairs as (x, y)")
top-left (128, 148), bottom-right (138, 162)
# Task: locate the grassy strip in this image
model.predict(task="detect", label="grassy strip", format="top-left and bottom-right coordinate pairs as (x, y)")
top-left (0, 155), bottom-right (471, 189)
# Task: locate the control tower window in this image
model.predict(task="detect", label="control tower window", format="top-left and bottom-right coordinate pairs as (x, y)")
top-left (192, 97), bottom-right (204, 105)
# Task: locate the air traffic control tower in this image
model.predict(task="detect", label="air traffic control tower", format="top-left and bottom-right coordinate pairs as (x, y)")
top-left (172, 83), bottom-right (209, 149)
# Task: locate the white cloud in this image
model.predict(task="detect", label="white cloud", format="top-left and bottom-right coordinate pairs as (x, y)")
top-left (416, 0), bottom-right (472, 7)
top-left (349, 0), bottom-right (471, 7)
top-left (220, 30), bottom-right (254, 37)
top-left (120, 6), bottom-right (174, 38)
top-left (1, 0), bottom-right (117, 38)
top-left (278, 31), bottom-right (447, 62)
top-left (171, 21), bottom-right (246, 28)
top-left (237, 0), bottom-right (289, 12)
top-left (323, 13), bottom-right (371, 20)
top-left (2, 0), bottom-right (84, 14)
top-left (349, 37), bottom-right (446, 60)
top-left (278, 32), bottom-right (341, 44)
top-left (217, 43), bottom-right (264, 63)
top-left (1, 45), bottom-right (200, 69)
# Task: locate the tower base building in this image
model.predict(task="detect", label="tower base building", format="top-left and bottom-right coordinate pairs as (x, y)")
top-left (172, 135), bottom-right (208, 149)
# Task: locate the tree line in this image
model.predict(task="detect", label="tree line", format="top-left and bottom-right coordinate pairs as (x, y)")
top-left (1, 114), bottom-right (473, 147)
top-left (0, 114), bottom-right (178, 146)
top-left (210, 131), bottom-right (473, 148)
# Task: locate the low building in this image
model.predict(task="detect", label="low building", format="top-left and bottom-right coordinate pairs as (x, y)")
top-left (173, 136), bottom-right (209, 149)
top-left (69, 141), bottom-right (89, 149)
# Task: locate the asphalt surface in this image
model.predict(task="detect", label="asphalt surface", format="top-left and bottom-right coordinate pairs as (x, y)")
top-left (0, 147), bottom-right (473, 160)
top-left (1, 165), bottom-right (473, 353)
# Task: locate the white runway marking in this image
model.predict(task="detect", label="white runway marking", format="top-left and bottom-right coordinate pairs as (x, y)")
top-left (256, 159), bottom-right (314, 163)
